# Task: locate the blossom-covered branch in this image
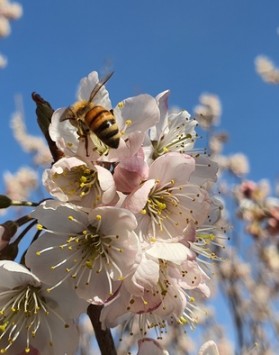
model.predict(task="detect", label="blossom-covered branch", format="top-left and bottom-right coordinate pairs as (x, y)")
top-left (0, 70), bottom-right (224, 354)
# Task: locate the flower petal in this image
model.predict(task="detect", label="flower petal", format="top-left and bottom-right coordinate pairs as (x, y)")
top-left (138, 338), bottom-right (169, 355)
top-left (0, 260), bottom-right (40, 289)
top-left (31, 200), bottom-right (88, 233)
top-left (77, 71), bottom-right (112, 109)
top-left (149, 152), bottom-right (195, 184)
top-left (198, 340), bottom-right (219, 355)
top-left (146, 241), bottom-right (190, 265)
top-left (115, 94), bottom-right (160, 134)
top-left (124, 179), bottom-right (156, 214)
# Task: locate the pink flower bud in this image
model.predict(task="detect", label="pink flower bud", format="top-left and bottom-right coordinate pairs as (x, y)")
top-left (114, 149), bottom-right (149, 193)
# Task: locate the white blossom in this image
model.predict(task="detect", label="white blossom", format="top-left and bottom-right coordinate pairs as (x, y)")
top-left (0, 260), bottom-right (85, 354)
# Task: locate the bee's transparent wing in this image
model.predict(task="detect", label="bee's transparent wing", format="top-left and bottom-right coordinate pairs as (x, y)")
top-left (89, 72), bottom-right (114, 102)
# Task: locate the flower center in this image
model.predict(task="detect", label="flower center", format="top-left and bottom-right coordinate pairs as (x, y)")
top-left (48, 223), bottom-right (106, 286)
top-left (142, 180), bottom-right (179, 233)
top-left (78, 168), bottom-right (99, 197)
top-left (38, 215), bottom-right (122, 294)
top-left (152, 114), bottom-right (198, 159)
top-left (0, 285), bottom-right (67, 353)
top-left (140, 179), bottom-right (205, 239)
top-left (54, 165), bottom-right (101, 204)
top-left (76, 224), bottom-right (106, 266)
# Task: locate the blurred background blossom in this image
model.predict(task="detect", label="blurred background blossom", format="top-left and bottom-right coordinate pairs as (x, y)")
top-left (0, 0), bottom-right (22, 68)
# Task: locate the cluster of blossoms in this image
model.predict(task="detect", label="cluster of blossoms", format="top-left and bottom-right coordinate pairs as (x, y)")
top-left (235, 180), bottom-right (279, 239)
top-left (0, 0), bottom-right (22, 37)
top-left (0, 0), bottom-right (22, 68)
top-left (0, 71), bottom-right (223, 354)
top-left (196, 85), bottom-right (279, 353)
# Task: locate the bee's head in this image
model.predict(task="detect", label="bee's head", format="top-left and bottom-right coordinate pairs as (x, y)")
top-left (72, 100), bottom-right (94, 118)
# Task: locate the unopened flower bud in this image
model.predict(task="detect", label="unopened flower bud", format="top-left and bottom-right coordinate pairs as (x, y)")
top-left (0, 242), bottom-right (19, 260)
top-left (0, 220), bottom-right (18, 241)
top-left (0, 220), bottom-right (18, 255)
top-left (0, 195), bottom-right (12, 208)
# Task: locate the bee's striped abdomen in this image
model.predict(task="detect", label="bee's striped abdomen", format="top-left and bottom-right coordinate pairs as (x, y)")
top-left (85, 105), bottom-right (120, 148)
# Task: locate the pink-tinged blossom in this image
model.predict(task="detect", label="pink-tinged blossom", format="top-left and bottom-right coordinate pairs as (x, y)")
top-left (123, 152), bottom-right (219, 240)
top-left (49, 71), bottom-right (160, 162)
top-left (25, 201), bottom-right (140, 304)
top-left (42, 156), bottom-right (117, 208)
top-left (101, 234), bottom-right (210, 335)
top-left (0, 260), bottom-right (85, 355)
top-left (145, 90), bottom-right (198, 161)
top-left (100, 260), bottom-right (205, 335)
top-left (7, 69), bottom-right (225, 352)
top-left (235, 179), bottom-right (270, 203)
top-left (189, 155), bottom-right (219, 188)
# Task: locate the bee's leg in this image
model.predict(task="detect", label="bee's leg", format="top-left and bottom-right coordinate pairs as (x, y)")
top-left (85, 135), bottom-right (89, 157)
top-left (78, 134), bottom-right (89, 157)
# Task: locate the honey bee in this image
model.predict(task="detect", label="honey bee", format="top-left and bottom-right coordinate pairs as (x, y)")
top-left (61, 72), bottom-right (120, 154)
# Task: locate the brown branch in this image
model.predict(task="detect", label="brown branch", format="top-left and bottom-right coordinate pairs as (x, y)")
top-left (87, 304), bottom-right (117, 355)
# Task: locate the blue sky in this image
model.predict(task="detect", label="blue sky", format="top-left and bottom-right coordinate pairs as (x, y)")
top-left (1, 0), bottom-right (279, 185)
top-left (1, 1), bottom-right (279, 351)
